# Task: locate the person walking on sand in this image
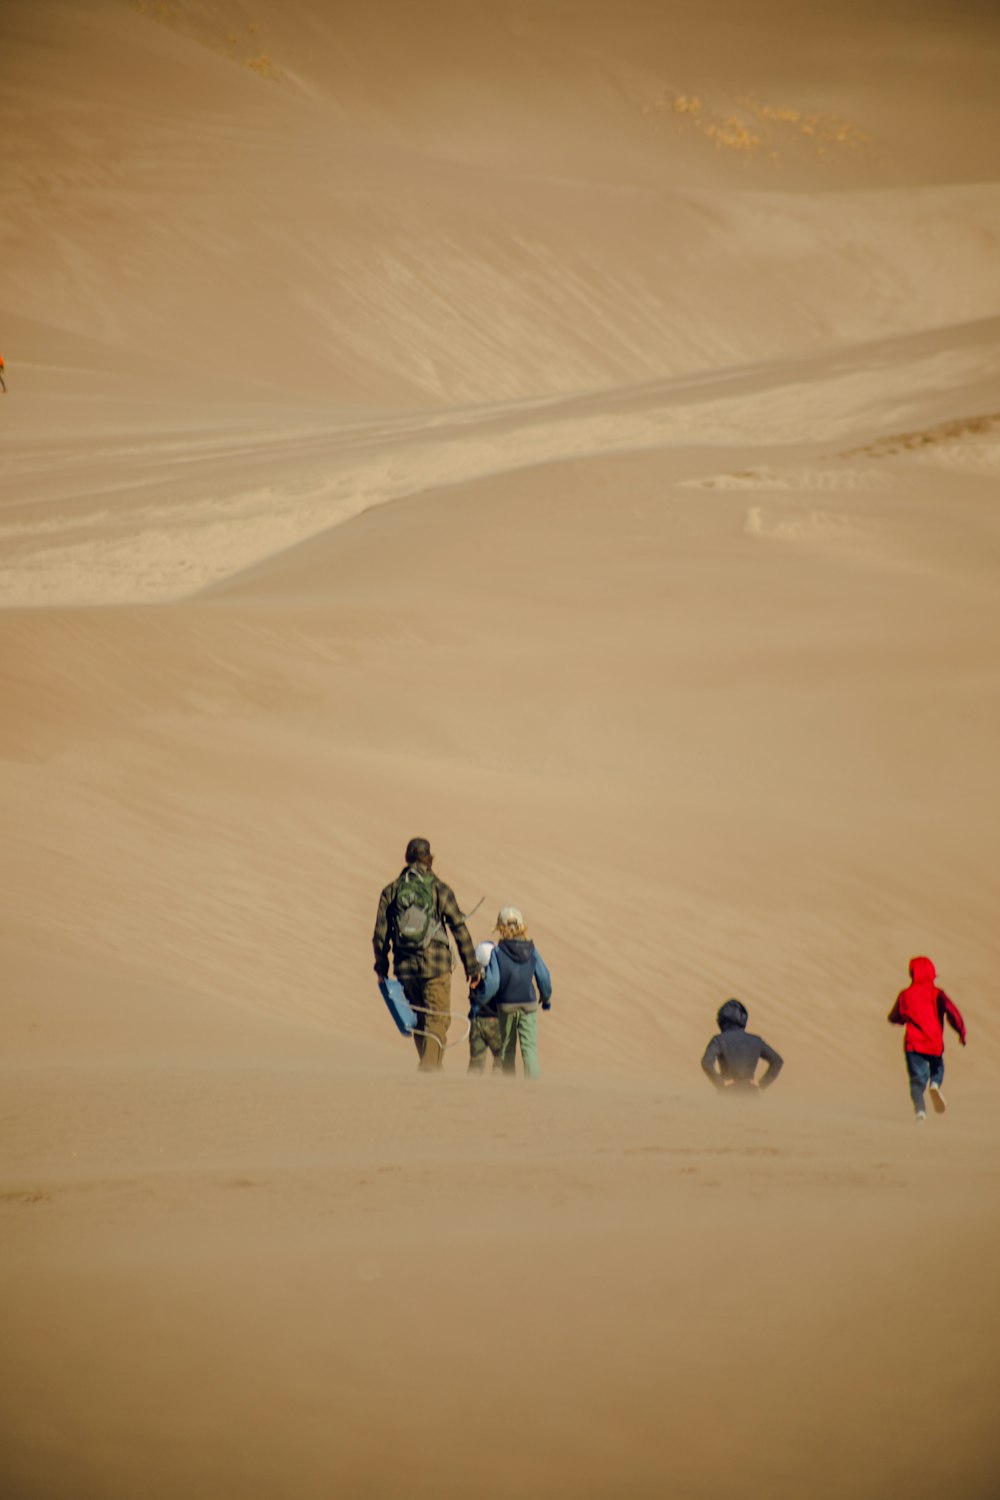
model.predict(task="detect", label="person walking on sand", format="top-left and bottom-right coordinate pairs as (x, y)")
top-left (467, 940), bottom-right (505, 1074)
top-left (888, 956), bottom-right (966, 1122)
top-left (372, 838), bottom-right (481, 1072)
top-left (701, 999), bottom-right (783, 1093)
top-left (0, 354), bottom-right (6, 394)
top-left (473, 907), bottom-right (552, 1079)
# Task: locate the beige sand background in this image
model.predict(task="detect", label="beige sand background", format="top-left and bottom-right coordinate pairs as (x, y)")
top-left (2, 2), bottom-right (1000, 1497)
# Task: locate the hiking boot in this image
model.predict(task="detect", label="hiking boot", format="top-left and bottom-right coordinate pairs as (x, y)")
top-left (928, 1083), bottom-right (947, 1114)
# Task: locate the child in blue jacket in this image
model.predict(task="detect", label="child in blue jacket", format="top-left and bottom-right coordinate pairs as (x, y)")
top-left (472, 906), bottom-right (552, 1079)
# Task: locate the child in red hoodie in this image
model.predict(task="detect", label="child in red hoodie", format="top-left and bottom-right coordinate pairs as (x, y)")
top-left (888, 956), bottom-right (967, 1121)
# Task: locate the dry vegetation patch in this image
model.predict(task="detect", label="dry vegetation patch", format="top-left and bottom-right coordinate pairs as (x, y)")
top-left (843, 410), bottom-right (1000, 459)
top-left (642, 89), bottom-right (867, 161)
top-left (122, 0), bottom-right (281, 80)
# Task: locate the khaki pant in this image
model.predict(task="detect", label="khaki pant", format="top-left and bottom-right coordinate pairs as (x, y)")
top-left (468, 1015), bottom-right (505, 1073)
top-left (402, 972), bottom-right (453, 1070)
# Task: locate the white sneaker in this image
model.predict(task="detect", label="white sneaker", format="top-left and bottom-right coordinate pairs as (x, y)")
top-left (915, 1110), bottom-right (926, 1123)
top-left (928, 1083), bottom-right (947, 1114)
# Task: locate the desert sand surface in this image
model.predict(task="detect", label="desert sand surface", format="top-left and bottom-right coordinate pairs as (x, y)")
top-left (2, 2), bottom-right (1000, 1497)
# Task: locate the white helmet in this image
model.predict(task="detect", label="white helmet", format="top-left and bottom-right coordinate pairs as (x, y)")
top-left (475, 941), bottom-right (496, 969)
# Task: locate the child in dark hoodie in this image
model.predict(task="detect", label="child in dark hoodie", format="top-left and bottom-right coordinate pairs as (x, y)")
top-left (472, 905), bottom-right (552, 1079)
top-left (888, 956), bottom-right (966, 1121)
top-left (701, 1000), bottom-right (783, 1093)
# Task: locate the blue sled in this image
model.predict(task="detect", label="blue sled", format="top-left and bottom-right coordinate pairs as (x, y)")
top-left (379, 977), bottom-right (419, 1036)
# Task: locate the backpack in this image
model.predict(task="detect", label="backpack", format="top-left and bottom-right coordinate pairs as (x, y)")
top-left (392, 867), bottom-right (444, 951)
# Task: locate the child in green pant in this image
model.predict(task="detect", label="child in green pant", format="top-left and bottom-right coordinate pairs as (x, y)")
top-left (473, 907), bottom-right (552, 1079)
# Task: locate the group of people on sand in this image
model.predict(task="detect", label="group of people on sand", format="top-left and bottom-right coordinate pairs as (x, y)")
top-left (373, 838), bottom-right (552, 1078)
top-left (373, 838), bottom-right (968, 1117)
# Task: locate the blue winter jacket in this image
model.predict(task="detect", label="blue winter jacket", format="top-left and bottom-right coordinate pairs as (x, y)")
top-left (478, 939), bottom-right (552, 1015)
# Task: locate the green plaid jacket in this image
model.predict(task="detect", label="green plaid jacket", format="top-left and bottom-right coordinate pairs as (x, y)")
top-left (373, 866), bottom-right (480, 985)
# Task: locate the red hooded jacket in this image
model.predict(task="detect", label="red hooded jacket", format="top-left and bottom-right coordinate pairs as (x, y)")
top-left (888, 956), bottom-right (966, 1055)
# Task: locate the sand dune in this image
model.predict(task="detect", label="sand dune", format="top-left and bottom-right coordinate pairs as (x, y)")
top-left (2, 2), bottom-right (999, 1497)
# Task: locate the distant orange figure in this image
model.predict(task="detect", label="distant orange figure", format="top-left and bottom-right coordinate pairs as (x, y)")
top-left (0, 354), bottom-right (6, 394)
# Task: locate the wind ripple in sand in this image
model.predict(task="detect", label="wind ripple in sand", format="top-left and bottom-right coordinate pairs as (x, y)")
top-left (909, 440), bottom-right (1000, 474)
top-left (743, 505), bottom-right (880, 546)
top-left (2, 341), bottom-right (997, 607)
top-left (684, 464), bottom-right (893, 491)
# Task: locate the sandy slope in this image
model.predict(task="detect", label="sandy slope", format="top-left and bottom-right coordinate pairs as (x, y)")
top-left (2, 2), bottom-right (1000, 1498)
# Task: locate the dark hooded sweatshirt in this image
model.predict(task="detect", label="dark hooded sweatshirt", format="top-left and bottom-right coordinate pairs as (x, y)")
top-left (479, 939), bottom-right (553, 1015)
top-left (701, 1000), bottom-right (783, 1090)
top-left (888, 956), bottom-right (966, 1056)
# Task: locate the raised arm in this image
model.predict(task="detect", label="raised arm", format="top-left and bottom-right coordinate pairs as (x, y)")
top-left (479, 951), bottom-right (501, 1004)
top-left (939, 991), bottom-right (967, 1046)
top-left (372, 884), bottom-right (393, 978)
top-left (758, 1039), bottom-right (783, 1089)
top-left (701, 1035), bottom-right (725, 1088)
top-left (438, 882), bottom-right (481, 982)
top-left (533, 951), bottom-right (553, 1007)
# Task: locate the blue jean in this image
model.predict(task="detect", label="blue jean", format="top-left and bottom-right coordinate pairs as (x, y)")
top-left (905, 1051), bottom-right (944, 1114)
